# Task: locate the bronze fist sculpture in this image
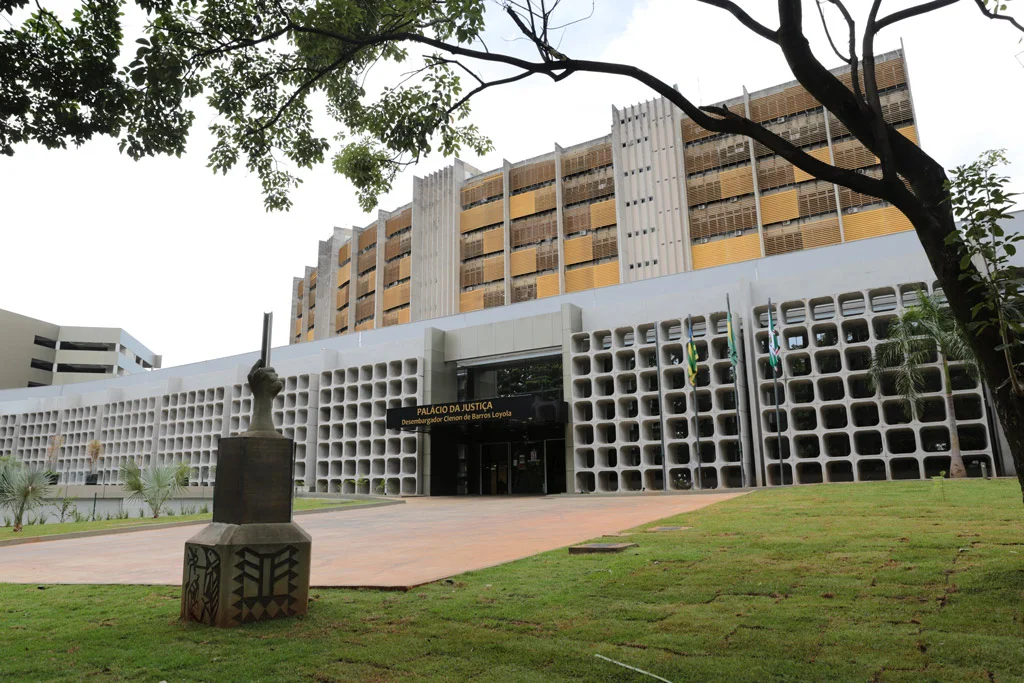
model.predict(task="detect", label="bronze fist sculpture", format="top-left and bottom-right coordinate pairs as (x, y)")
top-left (245, 358), bottom-right (284, 437)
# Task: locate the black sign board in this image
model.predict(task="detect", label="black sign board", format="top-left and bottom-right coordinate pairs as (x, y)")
top-left (386, 395), bottom-right (567, 431)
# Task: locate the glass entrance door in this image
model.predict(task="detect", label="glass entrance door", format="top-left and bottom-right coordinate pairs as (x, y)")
top-left (511, 441), bottom-right (546, 494)
top-left (480, 443), bottom-right (510, 495)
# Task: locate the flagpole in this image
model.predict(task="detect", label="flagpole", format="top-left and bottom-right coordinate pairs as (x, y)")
top-left (726, 294), bottom-right (746, 489)
top-left (688, 314), bottom-right (703, 491)
top-left (769, 298), bottom-right (786, 486)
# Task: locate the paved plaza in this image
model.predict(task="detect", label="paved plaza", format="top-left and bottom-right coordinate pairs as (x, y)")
top-left (0, 494), bottom-right (742, 588)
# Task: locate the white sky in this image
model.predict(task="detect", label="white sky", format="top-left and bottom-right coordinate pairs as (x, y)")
top-left (1, 0), bottom-right (1021, 367)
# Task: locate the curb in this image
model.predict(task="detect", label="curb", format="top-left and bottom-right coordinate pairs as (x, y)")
top-left (0, 499), bottom-right (404, 549)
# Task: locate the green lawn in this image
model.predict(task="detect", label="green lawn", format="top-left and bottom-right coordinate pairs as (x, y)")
top-left (0, 498), bottom-right (358, 541)
top-left (2, 480), bottom-right (1023, 681)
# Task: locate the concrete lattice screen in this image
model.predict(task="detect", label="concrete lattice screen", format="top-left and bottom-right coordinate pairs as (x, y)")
top-left (754, 282), bottom-right (994, 485)
top-left (570, 313), bottom-right (749, 494)
top-left (158, 388), bottom-right (225, 485)
top-left (315, 358), bottom-right (422, 496)
top-left (99, 398), bottom-right (157, 484)
top-left (229, 373), bottom-right (315, 486)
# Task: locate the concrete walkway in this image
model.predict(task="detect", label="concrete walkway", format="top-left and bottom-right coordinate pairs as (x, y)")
top-left (0, 493), bottom-right (744, 588)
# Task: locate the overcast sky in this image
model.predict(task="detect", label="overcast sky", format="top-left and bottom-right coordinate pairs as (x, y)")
top-left (1, 0), bottom-right (1021, 368)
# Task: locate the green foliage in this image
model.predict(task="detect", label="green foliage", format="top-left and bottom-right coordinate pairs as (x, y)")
top-left (0, 461), bottom-right (54, 532)
top-left (947, 149), bottom-right (1024, 392)
top-left (52, 495), bottom-right (76, 524)
top-left (2, 0), bottom-right (493, 211)
top-left (120, 459), bottom-right (188, 518)
top-left (869, 288), bottom-right (978, 415)
top-left (3, 481), bottom-right (1024, 681)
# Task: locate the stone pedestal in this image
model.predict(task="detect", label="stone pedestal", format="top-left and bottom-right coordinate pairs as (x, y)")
top-left (181, 436), bottom-right (312, 628)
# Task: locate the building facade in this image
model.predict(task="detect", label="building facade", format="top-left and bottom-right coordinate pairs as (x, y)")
top-left (0, 309), bottom-right (161, 390)
top-left (292, 50), bottom-right (919, 345)
top-left (3, 48), bottom-right (1009, 495)
top-left (0, 213), bottom-right (1018, 491)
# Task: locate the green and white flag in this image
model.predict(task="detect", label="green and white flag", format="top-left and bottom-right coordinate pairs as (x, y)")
top-left (767, 299), bottom-right (782, 375)
top-left (726, 295), bottom-right (739, 367)
top-left (685, 316), bottom-right (699, 386)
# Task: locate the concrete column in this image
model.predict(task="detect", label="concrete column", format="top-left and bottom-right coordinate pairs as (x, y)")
top-left (743, 86), bottom-right (767, 258)
top-left (374, 213), bottom-right (387, 326)
top-left (560, 303), bottom-right (583, 490)
top-left (502, 159), bottom-right (512, 305)
top-left (422, 327), bottom-right (457, 495)
top-left (554, 144), bottom-right (567, 294)
top-left (822, 106), bottom-right (846, 242)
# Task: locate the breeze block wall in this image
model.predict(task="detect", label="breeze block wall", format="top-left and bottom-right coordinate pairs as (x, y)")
top-left (751, 280), bottom-right (995, 486)
top-left (569, 311), bottom-right (752, 494)
top-left (314, 357), bottom-right (423, 496)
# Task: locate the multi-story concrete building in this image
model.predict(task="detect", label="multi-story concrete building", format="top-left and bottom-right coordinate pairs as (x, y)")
top-left (0, 309), bottom-right (161, 390)
top-left (0, 211), bottom-right (1018, 492)
top-left (2, 49), bottom-right (1013, 495)
top-left (291, 50), bottom-right (919, 344)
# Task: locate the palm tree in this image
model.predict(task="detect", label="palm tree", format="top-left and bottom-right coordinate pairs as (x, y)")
top-left (121, 459), bottom-right (189, 518)
top-left (869, 290), bottom-right (979, 478)
top-left (0, 460), bottom-right (54, 532)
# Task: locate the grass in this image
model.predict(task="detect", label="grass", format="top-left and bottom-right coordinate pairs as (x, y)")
top-left (0, 498), bottom-right (358, 541)
top-left (2, 479), bottom-right (1023, 681)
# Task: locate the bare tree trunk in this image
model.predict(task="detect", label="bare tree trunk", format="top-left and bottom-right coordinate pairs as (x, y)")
top-left (942, 355), bottom-right (967, 478)
top-left (898, 171), bottom-right (1024, 497)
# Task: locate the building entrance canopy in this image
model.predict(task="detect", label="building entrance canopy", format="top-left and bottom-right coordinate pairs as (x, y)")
top-left (385, 395), bottom-right (567, 432)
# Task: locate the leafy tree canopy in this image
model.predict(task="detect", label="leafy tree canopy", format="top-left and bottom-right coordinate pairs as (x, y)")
top-left (4, 1), bottom-right (1017, 211)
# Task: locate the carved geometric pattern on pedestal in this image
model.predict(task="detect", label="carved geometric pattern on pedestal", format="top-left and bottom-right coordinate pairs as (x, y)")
top-left (230, 545), bottom-right (301, 624)
top-left (184, 545), bottom-right (221, 624)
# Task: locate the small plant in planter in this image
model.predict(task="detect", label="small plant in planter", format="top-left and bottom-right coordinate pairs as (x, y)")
top-left (85, 440), bottom-right (102, 485)
top-left (375, 480), bottom-right (387, 496)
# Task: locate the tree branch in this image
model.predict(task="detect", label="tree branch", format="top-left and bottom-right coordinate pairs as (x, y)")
top-left (875, 0), bottom-right (960, 33)
top-left (694, 0), bottom-right (779, 42)
top-left (973, 0), bottom-right (1024, 32)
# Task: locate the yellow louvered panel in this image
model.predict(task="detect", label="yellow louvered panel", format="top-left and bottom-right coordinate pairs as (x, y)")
top-left (460, 173), bottom-right (503, 207)
top-left (306, 328), bottom-right (315, 342)
top-left (335, 287), bottom-right (349, 309)
top-left (358, 229), bottom-right (377, 251)
top-left (593, 261), bottom-right (620, 289)
top-left (692, 233), bottom-right (762, 270)
top-left (461, 289), bottom-right (484, 312)
top-left (793, 147), bottom-right (833, 182)
top-left (460, 200), bottom-right (504, 233)
top-left (760, 190), bottom-right (800, 225)
top-left (719, 167), bottom-right (755, 199)
top-left (385, 208), bottom-right (412, 236)
top-left (383, 282), bottom-right (410, 310)
top-left (535, 186), bottom-right (556, 213)
top-left (336, 263), bottom-right (350, 287)
top-left (842, 206), bottom-right (914, 242)
top-left (309, 271), bottom-right (317, 287)
top-left (511, 248), bottom-right (537, 276)
top-left (482, 227), bottom-right (504, 255)
top-left (338, 243), bottom-right (351, 265)
top-left (565, 266), bottom-right (595, 292)
top-left (536, 273), bottom-right (560, 298)
top-left (398, 308), bottom-right (411, 324)
top-left (764, 218), bottom-right (841, 256)
top-left (398, 255), bottom-right (411, 280)
top-left (294, 319), bottom-right (302, 336)
top-left (832, 140), bottom-right (879, 171)
top-left (355, 320), bottom-right (375, 332)
top-left (590, 199), bottom-right (616, 228)
top-left (482, 254), bottom-right (504, 282)
top-left (297, 281), bottom-right (304, 297)
top-left (509, 191), bottom-right (536, 219)
top-left (897, 124), bottom-right (918, 146)
top-left (564, 235), bottom-right (594, 265)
